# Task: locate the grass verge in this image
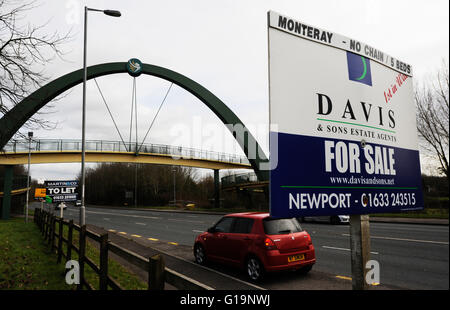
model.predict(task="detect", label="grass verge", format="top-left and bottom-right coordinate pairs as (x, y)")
top-left (55, 221), bottom-right (147, 290)
top-left (371, 208), bottom-right (449, 219)
top-left (0, 217), bottom-right (73, 290)
top-left (0, 216), bottom-right (148, 290)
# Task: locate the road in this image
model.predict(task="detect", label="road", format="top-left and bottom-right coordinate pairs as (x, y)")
top-left (33, 203), bottom-right (449, 290)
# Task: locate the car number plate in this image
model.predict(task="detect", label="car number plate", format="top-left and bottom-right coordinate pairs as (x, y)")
top-left (288, 254), bottom-right (305, 262)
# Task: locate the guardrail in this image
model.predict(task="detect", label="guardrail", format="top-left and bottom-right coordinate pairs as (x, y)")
top-left (2, 139), bottom-right (249, 165)
top-left (33, 209), bottom-right (211, 290)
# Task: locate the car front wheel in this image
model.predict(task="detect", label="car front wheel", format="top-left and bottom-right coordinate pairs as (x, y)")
top-left (246, 256), bottom-right (264, 282)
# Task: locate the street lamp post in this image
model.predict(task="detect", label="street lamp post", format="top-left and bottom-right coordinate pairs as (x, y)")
top-left (25, 131), bottom-right (33, 223)
top-left (80, 7), bottom-right (121, 226)
top-left (173, 166), bottom-right (176, 206)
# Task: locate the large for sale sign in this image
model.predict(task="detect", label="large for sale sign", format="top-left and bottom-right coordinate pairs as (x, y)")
top-left (268, 11), bottom-right (423, 218)
top-left (44, 180), bottom-right (79, 203)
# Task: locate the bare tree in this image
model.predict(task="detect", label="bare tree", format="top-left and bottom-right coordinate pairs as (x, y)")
top-left (415, 61), bottom-right (449, 179)
top-left (0, 0), bottom-right (71, 136)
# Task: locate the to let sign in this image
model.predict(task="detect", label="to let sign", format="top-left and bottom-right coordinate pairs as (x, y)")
top-left (44, 180), bottom-right (79, 202)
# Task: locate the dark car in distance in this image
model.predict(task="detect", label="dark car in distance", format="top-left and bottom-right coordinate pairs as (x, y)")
top-left (194, 212), bottom-right (316, 281)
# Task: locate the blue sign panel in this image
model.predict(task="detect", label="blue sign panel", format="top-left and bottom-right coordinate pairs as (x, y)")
top-left (269, 132), bottom-right (423, 218)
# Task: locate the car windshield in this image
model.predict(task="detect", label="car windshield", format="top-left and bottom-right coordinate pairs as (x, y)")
top-left (263, 218), bottom-right (303, 235)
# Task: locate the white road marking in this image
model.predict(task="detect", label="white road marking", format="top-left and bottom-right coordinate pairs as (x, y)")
top-left (341, 233), bottom-right (449, 245)
top-left (192, 230), bottom-right (204, 233)
top-left (168, 218), bottom-right (205, 224)
top-left (85, 210), bottom-right (159, 220)
top-left (135, 222), bottom-right (147, 226)
top-left (322, 245), bottom-right (379, 255)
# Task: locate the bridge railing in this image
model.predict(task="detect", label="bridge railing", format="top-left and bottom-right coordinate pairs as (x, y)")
top-left (221, 172), bottom-right (260, 188)
top-left (2, 139), bottom-right (250, 165)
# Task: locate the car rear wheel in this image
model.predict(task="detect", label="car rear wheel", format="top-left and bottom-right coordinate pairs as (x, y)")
top-left (298, 264), bottom-right (313, 275)
top-left (246, 256), bottom-right (264, 282)
top-left (194, 244), bottom-right (207, 265)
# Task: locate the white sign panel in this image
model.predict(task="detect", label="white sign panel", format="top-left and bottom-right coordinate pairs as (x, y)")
top-left (268, 11), bottom-right (423, 218)
top-left (45, 180), bottom-right (79, 202)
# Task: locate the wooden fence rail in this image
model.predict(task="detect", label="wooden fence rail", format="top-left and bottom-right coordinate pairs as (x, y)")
top-left (33, 208), bottom-right (211, 290)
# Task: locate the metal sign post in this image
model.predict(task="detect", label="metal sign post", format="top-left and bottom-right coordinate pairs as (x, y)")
top-left (25, 131), bottom-right (33, 223)
top-left (349, 214), bottom-right (371, 289)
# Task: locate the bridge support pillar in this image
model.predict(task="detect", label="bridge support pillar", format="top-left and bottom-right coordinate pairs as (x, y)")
top-left (214, 169), bottom-right (220, 209)
top-left (1, 165), bottom-right (14, 220)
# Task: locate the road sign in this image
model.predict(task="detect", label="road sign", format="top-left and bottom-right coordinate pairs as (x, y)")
top-left (44, 180), bottom-right (79, 203)
top-left (34, 188), bottom-right (46, 198)
top-left (268, 11), bottom-right (423, 218)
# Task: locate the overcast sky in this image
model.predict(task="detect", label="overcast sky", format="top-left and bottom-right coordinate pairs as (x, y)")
top-left (9, 0), bottom-right (449, 180)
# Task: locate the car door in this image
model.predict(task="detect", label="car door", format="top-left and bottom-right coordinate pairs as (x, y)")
top-left (224, 218), bottom-right (255, 265)
top-left (205, 217), bottom-right (235, 260)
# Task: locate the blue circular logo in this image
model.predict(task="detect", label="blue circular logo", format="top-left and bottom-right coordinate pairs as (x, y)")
top-left (126, 58), bottom-right (142, 77)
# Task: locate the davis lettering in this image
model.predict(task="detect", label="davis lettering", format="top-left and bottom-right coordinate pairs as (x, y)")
top-left (317, 93), bottom-right (395, 128)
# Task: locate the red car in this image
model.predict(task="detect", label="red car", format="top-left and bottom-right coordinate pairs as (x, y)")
top-left (193, 212), bottom-right (316, 281)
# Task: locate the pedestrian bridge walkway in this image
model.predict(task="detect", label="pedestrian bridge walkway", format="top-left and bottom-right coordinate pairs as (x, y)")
top-left (0, 139), bottom-right (251, 170)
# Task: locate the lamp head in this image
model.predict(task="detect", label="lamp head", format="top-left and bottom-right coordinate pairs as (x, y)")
top-left (103, 10), bottom-right (121, 17)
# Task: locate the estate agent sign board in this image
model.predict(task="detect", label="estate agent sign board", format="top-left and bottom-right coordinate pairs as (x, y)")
top-left (268, 11), bottom-right (423, 218)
